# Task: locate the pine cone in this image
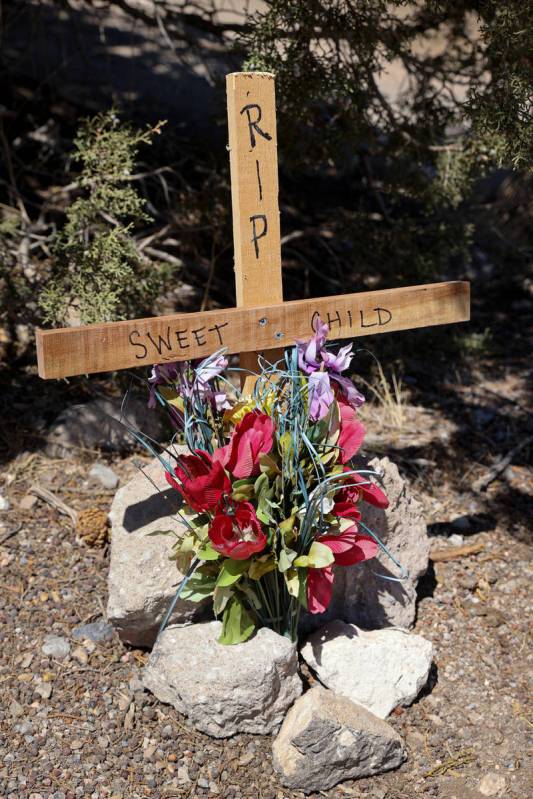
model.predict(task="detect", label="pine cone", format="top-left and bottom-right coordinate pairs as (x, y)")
top-left (76, 508), bottom-right (109, 547)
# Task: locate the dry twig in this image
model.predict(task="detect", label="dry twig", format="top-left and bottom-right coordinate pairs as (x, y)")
top-left (29, 485), bottom-right (78, 525)
top-left (430, 542), bottom-right (485, 562)
top-left (474, 434), bottom-right (533, 491)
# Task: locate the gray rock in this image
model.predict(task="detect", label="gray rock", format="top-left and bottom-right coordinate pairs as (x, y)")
top-left (72, 619), bottom-right (115, 643)
top-left (272, 686), bottom-right (406, 793)
top-left (45, 397), bottom-right (165, 457)
top-left (301, 620), bottom-right (434, 718)
top-left (89, 463), bottom-right (119, 490)
top-left (14, 720), bottom-right (33, 735)
top-left (107, 457), bottom-right (210, 646)
top-left (303, 456), bottom-right (429, 632)
top-left (42, 634), bottom-right (70, 659)
top-left (142, 622), bottom-right (302, 738)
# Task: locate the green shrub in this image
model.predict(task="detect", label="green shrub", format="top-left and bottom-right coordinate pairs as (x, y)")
top-left (40, 110), bottom-right (169, 326)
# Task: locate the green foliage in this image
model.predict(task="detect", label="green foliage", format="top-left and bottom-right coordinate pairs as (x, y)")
top-left (40, 110), bottom-right (169, 326)
top-left (241, 1), bottom-right (531, 286)
top-left (218, 596), bottom-right (255, 645)
top-left (467, 4), bottom-right (532, 171)
top-left (0, 211), bottom-right (25, 312)
top-left (0, 208), bottom-right (33, 356)
top-left (456, 327), bottom-right (493, 356)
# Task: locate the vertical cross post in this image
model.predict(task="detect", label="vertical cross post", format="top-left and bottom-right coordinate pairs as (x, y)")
top-left (226, 72), bottom-right (284, 392)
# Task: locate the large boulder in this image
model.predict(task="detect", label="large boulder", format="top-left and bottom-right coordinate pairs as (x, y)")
top-left (300, 620), bottom-right (434, 718)
top-left (142, 622), bottom-right (302, 738)
top-left (302, 456), bottom-right (429, 632)
top-left (107, 457), bottom-right (209, 647)
top-left (272, 686), bottom-right (406, 793)
top-left (46, 397), bottom-right (165, 457)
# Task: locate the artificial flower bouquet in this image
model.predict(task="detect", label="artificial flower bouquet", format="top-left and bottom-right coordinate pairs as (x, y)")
top-left (148, 320), bottom-right (390, 645)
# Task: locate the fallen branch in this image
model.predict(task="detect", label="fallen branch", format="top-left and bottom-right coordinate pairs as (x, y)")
top-left (474, 434), bottom-right (533, 491)
top-left (0, 522), bottom-right (22, 546)
top-left (430, 542), bottom-right (485, 562)
top-left (29, 485), bottom-right (78, 525)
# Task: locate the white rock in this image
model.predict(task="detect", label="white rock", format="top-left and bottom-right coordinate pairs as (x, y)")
top-left (0, 495), bottom-right (10, 511)
top-left (42, 634), bottom-right (70, 659)
top-left (304, 456), bottom-right (430, 632)
top-left (449, 532), bottom-right (465, 546)
top-left (34, 681), bottom-right (53, 700)
top-left (142, 622), bottom-right (302, 738)
top-left (478, 773), bottom-right (507, 796)
top-left (301, 620), bottom-right (433, 718)
top-left (272, 686), bottom-right (405, 793)
top-left (89, 462), bottom-right (119, 489)
top-left (106, 457), bottom-right (209, 646)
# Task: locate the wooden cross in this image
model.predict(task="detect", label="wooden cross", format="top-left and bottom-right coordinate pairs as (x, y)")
top-left (36, 72), bottom-right (469, 386)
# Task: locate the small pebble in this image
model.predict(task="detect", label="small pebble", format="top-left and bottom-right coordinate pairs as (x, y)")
top-left (34, 681), bottom-right (53, 700)
top-left (71, 646), bottom-right (89, 665)
top-left (14, 720), bottom-right (33, 735)
top-left (485, 610), bottom-right (506, 628)
top-left (10, 700), bottom-right (24, 718)
top-left (72, 620), bottom-right (114, 643)
top-left (448, 533), bottom-right (464, 546)
top-left (0, 494), bottom-right (11, 511)
top-left (19, 494), bottom-right (38, 511)
top-left (42, 634), bottom-right (70, 659)
top-left (459, 573), bottom-right (478, 591)
top-left (177, 766), bottom-right (191, 783)
top-left (89, 463), bottom-right (119, 490)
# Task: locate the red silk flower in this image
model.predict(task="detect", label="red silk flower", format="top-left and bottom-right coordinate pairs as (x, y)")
top-left (337, 400), bottom-right (366, 464)
top-left (215, 412), bottom-right (274, 479)
top-left (307, 529), bottom-right (378, 614)
top-left (333, 496), bottom-right (362, 523)
top-left (337, 468), bottom-right (389, 510)
top-left (208, 501), bottom-right (266, 560)
top-left (166, 450), bottom-right (231, 512)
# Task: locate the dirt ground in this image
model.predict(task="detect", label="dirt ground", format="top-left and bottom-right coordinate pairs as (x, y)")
top-left (0, 348), bottom-right (531, 799)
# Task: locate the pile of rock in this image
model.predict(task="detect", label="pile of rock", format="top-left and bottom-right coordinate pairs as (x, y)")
top-left (106, 455), bottom-right (433, 792)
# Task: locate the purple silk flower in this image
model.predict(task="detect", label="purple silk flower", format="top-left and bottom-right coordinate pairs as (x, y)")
top-left (297, 317), bottom-right (365, 417)
top-left (148, 352), bottom-right (230, 421)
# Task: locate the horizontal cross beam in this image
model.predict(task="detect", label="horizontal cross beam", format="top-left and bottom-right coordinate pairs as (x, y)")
top-left (36, 281), bottom-right (469, 379)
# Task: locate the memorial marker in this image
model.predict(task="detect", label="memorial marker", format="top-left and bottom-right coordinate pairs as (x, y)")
top-left (36, 72), bottom-right (470, 382)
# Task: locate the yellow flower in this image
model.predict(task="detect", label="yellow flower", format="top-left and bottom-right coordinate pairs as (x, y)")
top-left (223, 398), bottom-right (256, 425)
top-left (223, 390), bottom-right (277, 425)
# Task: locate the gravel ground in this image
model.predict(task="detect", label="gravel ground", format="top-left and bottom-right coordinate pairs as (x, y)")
top-left (1, 382), bottom-right (531, 799)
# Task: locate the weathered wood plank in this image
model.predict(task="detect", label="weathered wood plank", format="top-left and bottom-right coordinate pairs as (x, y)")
top-left (36, 281), bottom-right (470, 379)
top-left (226, 71), bottom-right (284, 389)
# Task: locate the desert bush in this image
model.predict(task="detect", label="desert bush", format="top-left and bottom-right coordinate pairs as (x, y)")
top-left (40, 110), bottom-right (169, 326)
